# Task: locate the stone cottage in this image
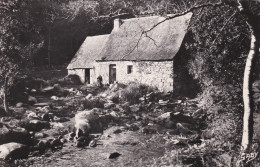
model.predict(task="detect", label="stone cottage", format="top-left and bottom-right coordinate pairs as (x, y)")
top-left (67, 34), bottom-right (109, 84)
top-left (67, 12), bottom-right (193, 92)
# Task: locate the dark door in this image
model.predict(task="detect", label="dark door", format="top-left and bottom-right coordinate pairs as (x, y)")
top-left (109, 64), bottom-right (116, 84)
top-left (85, 69), bottom-right (90, 84)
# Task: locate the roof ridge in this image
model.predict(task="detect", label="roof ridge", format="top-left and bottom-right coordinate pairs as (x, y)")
top-left (87, 34), bottom-right (110, 38)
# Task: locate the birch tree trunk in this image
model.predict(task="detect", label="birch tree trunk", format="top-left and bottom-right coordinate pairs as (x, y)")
top-left (237, 0), bottom-right (260, 152)
top-left (241, 31), bottom-right (256, 151)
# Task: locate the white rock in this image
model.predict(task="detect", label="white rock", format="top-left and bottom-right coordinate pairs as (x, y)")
top-left (86, 94), bottom-right (93, 100)
top-left (31, 89), bottom-right (37, 93)
top-left (51, 96), bottom-right (59, 100)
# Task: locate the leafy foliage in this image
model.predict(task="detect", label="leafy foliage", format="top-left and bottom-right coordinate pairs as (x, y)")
top-left (178, 5), bottom-right (251, 112)
top-left (187, 5), bottom-right (250, 87)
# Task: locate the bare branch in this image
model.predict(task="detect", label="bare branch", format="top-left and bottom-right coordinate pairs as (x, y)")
top-left (120, 1), bottom-right (226, 61)
top-left (145, 1), bottom-right (224, 34)
top-left (121, 33), bottom-right (143, 60)
top-left (211, 10), bottom-right (237, 46)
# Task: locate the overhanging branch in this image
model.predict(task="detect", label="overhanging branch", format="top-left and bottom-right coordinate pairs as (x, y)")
top-left (144, 1), bottom-right (224, 34)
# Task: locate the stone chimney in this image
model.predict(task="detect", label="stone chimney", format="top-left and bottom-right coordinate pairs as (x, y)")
top-left (113, 18), bottom-right (122, 31)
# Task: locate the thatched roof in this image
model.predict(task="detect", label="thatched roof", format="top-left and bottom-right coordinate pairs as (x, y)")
top-left (98, 12), bottom-right (192, 61)
top-left (67, 34), bottom-right (109, 69)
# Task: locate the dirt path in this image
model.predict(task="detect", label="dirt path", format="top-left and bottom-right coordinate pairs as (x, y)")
top-left (21, 131), bottom-right (167, 167)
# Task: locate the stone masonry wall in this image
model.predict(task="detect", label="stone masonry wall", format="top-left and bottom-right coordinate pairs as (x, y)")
top-left (95, 61), bottom-right (174, 92)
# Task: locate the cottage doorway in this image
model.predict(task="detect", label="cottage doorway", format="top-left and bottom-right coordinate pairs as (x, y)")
top-left (109, 64), bottom-right (116, 84)
top-left (85, 69), bottom-right (90, 84)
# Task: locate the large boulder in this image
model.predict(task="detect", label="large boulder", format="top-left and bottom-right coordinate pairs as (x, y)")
top-left (75, 109), bottom-right (103, 138)
top-left (0, 142), bottom-right (29, 160)
top-left (0, 127), bottom-right (31, 145)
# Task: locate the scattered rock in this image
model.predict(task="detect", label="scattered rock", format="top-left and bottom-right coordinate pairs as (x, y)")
top-left (139, 97), bottom-right (145, 102)
top-left (86, 94), bottom-right (93, 100)
top-left (34, 103), bottom-right (49, 107)
top-left (27, 112), bottom-right (38, 119)
top-left (89, 140), bottom-right (97, 147)
top-left (176, 123), bottom-right (194, 134)
top-left (51, 122), bottom-right (64, 129)
top-left (134, 115), bottom-right (141, 121)
top-left (50, 96), bottom-right (59, 100)
top-left (89, 133), bottom-right (102, 139)
top-left (158, 112), bottom-right (171, 121)
top-left (41, 113), bottom-right (53, 122)
top-left (109, 111), bottom-right (120, 119)
top-left (109, 152), bottom-right (121, 159)
top-left (129, 105), bottom-right (140, 112)
top-left (104, 102), bottom-right (116, 109)
top-left (158, 99), bottom-right (169, 106)
top-left (192, 109), bottom-right (204, 118)
top-left (34, 132), bottom-right (48, 139)
top-left (100, 93), bottom-right (107, 98)
top-left (31, 89), bottom-right (37, 93)
top-left (75, 136), bottom-right (90, 147)
top-left (60, 138), bottom-right (67, 144)
top-left (69, 132), bottom-right (75, 138)
top-left (53, 116), bottom-right (61, 122)
top-left (66, 88), bottom-right (75, 93)
top-left (27, 120), bottom-right (50, 132)
top-left (16, 102), bottom-right (23, 108)
top-left (41, 86), bottom-right (55, 96)
top-left (157, 112), bottom-right (175, 128)
top-left (28, 96), bottom-right (37, 105)
top-left (0, 142), bottom-right (29, 161)
top-left (66, 132), bottom-right (75, 141)
top-left (50, 139), bottom-right (63, 150)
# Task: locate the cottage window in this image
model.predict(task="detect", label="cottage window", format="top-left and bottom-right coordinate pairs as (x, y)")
top-left (127, 65), bottom-right (133, 74)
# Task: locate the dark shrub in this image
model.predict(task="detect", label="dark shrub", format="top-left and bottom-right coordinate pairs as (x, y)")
top-left (56, 75), bottom-right (82, 86)
top-left (83, 98), bottom-right (104, 109)
top-left (120, 82), bottom-right (157, 105)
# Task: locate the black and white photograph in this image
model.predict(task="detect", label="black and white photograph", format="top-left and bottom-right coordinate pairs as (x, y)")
top-left (0, 0), bottom-right (260, 166)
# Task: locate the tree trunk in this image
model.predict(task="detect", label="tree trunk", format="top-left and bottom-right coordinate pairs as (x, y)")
top-left (241, 29), bottom-right (258, 152)
top-left (48, 28), bottom-right (51, 68)
top-left (3, 76), bottom-right (9, 115)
